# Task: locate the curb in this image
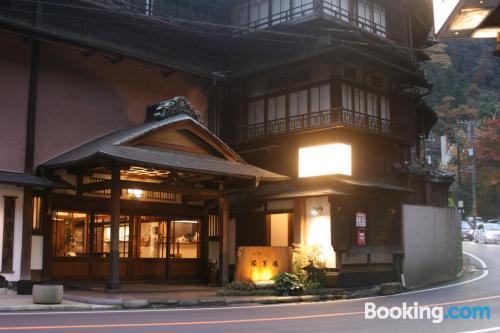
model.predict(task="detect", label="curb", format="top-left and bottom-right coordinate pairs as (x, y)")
top-left (0, 283), bottom-right (403, 312)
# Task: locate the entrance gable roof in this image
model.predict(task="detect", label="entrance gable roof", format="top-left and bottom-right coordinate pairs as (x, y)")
top-left (40, 114), bottom-right (288, 182)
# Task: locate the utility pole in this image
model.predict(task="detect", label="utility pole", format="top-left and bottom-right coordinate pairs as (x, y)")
top-left (457, 120), bottom-right (479, 225)
top-left (454, 128), bottom-right (463, 219)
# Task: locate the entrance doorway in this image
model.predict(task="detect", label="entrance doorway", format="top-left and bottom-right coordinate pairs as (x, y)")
top-left (49, 211), bottom-right (202, 281)
top-left (268, 213), bottom-right (292, 246)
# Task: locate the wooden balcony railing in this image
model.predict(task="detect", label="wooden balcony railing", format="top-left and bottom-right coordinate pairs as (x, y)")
top-left (234, 0), bottom-right (404, 46)
top-left (222, 107), bottom-right (403, 143)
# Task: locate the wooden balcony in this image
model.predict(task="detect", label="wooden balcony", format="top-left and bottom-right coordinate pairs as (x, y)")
top-left (222, 107), bottom-right (404, 144)
top-left (231, 0), bottom-right (406, 47)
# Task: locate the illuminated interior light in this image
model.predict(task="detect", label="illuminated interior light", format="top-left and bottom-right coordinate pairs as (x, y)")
top-left (298, 143), bottom-right (352, 178)
top-left (433, 0), bottom-right (460, 34)
top-left (127, 189), bottom-right (144, 199)
top-left (449, 8), bottom-right (492, 31)
top-left (471, 27), bottom-right (500, 38)
top-left (311, 206), bottom-right (323, 216)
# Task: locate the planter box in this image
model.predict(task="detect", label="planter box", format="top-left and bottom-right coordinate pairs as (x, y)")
top-left (32, 284), bottom-right (64, 304)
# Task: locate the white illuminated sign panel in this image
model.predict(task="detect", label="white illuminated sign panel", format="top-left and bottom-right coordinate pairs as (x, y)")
top-left (298, 143), bottom-right (352, 178)
top-left (433, 0), bottom-right (460, 34)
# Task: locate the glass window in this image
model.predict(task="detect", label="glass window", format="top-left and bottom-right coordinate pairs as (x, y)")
top-left (247, 99), bottom-right (265, 125)
top-left (93, 214), bottom-right (130, 258)
top-left (367, 92), bottom-right (378, 117)
top-left (354, 87), bottom-right (366, 114)
top-left (289, 89), bottom-right (308, 116)
top-left (311, 84), bottom-right (331, 113)
top-left (357, 0), bottom-right (373, 32)
top-left (32, 196), bottom-right (42, 232)
top-left (292, 0), bottom-right (313, 17)
top-left (342, 84), bottom-right (353, 110)
top-left (289, 89), bottom-right (308, 129)
top-left (170, 220), bottom-right (200, 259)
top-left (249, 0), bottom-right (269, 29)
top-left (239, 5), bottom-right (248, 26)
top-left (137, 216), bottom-right (167, 258)
top-left (267, 95), bottom-right (286, 121)
top-left (373, 4), bottom-right (386, 37)
top-left (380, 96), bottom-right (390, 120)
top-left (340, 0), bottom-right (349, 21)
top-left (271, 0), bottom-right (290, 24)
top-left (52, 211), bottom-right (89, 257)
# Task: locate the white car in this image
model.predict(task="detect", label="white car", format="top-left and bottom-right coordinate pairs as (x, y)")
top-left (474, 223), bottom-right (500, 244)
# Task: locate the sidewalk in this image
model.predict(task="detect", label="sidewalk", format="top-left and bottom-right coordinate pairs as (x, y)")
top-left (0, 282), bottom-right (400, 312)
top-left (0, 289), bottom-right (118, 312)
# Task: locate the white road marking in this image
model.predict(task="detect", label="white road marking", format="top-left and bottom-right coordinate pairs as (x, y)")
top-left (457, 326), bottom-right (500, 333)
top-left (0, 251), bottom-right (490, 316)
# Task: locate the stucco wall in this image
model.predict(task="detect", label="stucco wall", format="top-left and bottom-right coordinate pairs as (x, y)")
top-left (0, 30), bottom-right (208, 172)
top-left (0, 185), bottom-right (24, 281)
top-left (402, 204), bottom-right (462, 289)
top-left (0, 32), bottom-right (30, 172)
top-left (34, 41), bottom-right (208, 166)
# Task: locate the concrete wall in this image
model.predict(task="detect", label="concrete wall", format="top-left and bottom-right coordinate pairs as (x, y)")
top-left (402, 204), bottom-right (462, 289)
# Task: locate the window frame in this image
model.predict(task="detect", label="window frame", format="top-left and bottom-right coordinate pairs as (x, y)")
top-left (52, 210), bottom-right (90, 258)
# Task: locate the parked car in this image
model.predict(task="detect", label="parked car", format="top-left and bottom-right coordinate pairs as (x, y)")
top-left (474, 223), bottom-right (500, 244)
top-left (468, 217), bottom-right (484, 227)
top-left (461, 221), bottom-right (474, 241)
top-left (487, 219), bottom-right (499, 224)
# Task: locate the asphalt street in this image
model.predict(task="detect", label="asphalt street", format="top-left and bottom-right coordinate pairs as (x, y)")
top-left (1, 242), bottom-right (499, 333)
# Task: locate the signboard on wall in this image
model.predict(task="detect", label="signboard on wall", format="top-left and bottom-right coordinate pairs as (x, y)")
top-left (298, 143), bottom-right (352, 178)
top-left (355, 212), bottom-right (367, 228)
top-left (356, 228), bottom-right (366, 246)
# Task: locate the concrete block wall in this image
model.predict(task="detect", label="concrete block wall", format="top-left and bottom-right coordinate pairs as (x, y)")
top-left (402, 204), bottom-right (462, 288)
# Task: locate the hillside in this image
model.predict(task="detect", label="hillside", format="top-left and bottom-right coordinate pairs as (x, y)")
top-left (422, 38), bottom-right (500, 121)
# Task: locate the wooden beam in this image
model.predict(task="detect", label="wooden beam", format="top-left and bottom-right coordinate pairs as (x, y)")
top-left (218, 183), bottom-right (229, 286)
top-left (79, 179), bottom-right (224, 198)
top-left (24, 39), bottom-right (39, 174)
top-left (106, 166), bottom-right (121, 291)
top-left (79, 180), bottom-right (110, 194)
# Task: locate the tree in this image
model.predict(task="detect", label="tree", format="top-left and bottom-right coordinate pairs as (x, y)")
top-left (476, 119), bottom-right (500, 218)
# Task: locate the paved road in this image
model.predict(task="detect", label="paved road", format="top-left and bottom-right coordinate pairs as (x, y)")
top-left (1, 242), bottom-right (499, 333)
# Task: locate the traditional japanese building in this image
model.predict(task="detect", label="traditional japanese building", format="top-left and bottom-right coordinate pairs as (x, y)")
top-left (0, 0), bottom-right (456, 290)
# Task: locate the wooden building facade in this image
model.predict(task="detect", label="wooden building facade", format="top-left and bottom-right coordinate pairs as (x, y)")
top-left (0, 0), bottom-right (453, 289)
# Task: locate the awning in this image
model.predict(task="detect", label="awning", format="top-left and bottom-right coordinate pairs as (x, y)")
top-left (0, 171), bottom-right (59, 188)
top-left (336, 178), bottom-right (413, 192)
top-left (263, 187), bottom-right (347, 200)
top-left (249, 179), bottom-right (348, 200)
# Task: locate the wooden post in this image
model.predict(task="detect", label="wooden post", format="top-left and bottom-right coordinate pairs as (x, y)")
top-left (106, 166), bottom-right (121, 291)
top-left (218, 187), bottom-right (229, 286)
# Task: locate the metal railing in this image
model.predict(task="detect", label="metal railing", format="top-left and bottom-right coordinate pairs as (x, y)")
top-left (223, 107), bottom-right (403, 143)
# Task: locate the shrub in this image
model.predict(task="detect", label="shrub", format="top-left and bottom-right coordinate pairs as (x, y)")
top-left (291, 244), bottom-right (327, 289)
top-left (226, 281), bottom-right (257, 290)
top-left (273, 272), bottom-right (304, 295)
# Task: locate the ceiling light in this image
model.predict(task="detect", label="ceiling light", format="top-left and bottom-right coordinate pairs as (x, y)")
top-left (127, 189), bottom-right (144, 199)
top-left (472, 27), bottom-right (500, 38)
top-left (449, 8), bottom-right (492, 31)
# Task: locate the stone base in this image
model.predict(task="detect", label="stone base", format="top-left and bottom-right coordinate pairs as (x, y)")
top-left (32, 284), bottom-right (63, 304)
